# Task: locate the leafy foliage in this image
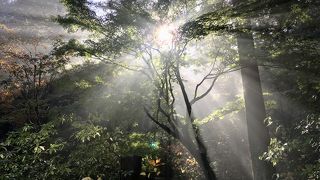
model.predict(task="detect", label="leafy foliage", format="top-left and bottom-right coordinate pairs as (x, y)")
top-left (0, 39), bottom-right (69, 127)
top-left (1, 0), bottom-right (319, 179)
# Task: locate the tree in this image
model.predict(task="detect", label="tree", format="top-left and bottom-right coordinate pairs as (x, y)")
top-left (55, 0), bottom-right (242, 179)
top-left (236, 31), bottom-right (273, 180)
top-left (181, 0), bottom-right (320, 179)
top-left (181, 2), bottom-right (273, 179)
top-left (256, 1), bottom-right (320, 179)
top-left (1, 0), bottom-right (318, 179)
top-left (0, 62), bottom-right (166, 179)
top-left (0, 39), bottom-right (68, 126)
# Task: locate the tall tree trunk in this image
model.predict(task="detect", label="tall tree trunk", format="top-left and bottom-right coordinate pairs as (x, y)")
top-left (237, 32), bottom-right (274, 180)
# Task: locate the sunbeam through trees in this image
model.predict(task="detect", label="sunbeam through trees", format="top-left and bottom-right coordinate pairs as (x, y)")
top-left (0, 0), bottom-right (319, 179)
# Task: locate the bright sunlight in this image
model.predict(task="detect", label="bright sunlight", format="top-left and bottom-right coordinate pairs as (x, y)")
top-left (154, 24), bottom-right (177, 46)
top-left (0, 1), bottom-right (318, 180)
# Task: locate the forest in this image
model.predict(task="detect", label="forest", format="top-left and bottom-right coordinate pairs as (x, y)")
top-left (0, 0), bottom-right (319, 179)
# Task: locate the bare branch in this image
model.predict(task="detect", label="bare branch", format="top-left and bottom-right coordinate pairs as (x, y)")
top-left (190, 66), bottom-right (242, 105)
top-left (193, 50), bottom-right (220, 100)
top-left (174, 57), bottom-right (193, 118)
top-left (144, 107), bottom-right (178, 139)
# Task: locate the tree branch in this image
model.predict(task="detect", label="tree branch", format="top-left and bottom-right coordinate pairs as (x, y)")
top-left (144, 107), bottom-right (178, 139)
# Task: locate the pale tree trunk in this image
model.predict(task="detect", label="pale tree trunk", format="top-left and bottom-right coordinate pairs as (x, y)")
top-left (237, 32), bottom-right (274, 180)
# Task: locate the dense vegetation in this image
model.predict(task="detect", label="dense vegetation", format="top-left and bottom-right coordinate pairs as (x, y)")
top-left (0, 0), bottom-right (319, 179)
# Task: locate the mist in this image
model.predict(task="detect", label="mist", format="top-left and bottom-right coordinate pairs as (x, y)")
top-left (0, 1), bottom-right (319, 180)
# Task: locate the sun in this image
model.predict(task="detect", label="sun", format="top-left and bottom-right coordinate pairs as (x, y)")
top-left (155, 24), bottom-right (177, 45)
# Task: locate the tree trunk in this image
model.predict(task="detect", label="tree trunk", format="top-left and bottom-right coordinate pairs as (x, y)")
top-left (195, 136), bottom-right (217, 180)
top-left (179, 131), bottom-right (217, 180)
top-left (174, 64), bottom-right (217, 180)
top-left (237, 32), bottom-right (274, 180)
